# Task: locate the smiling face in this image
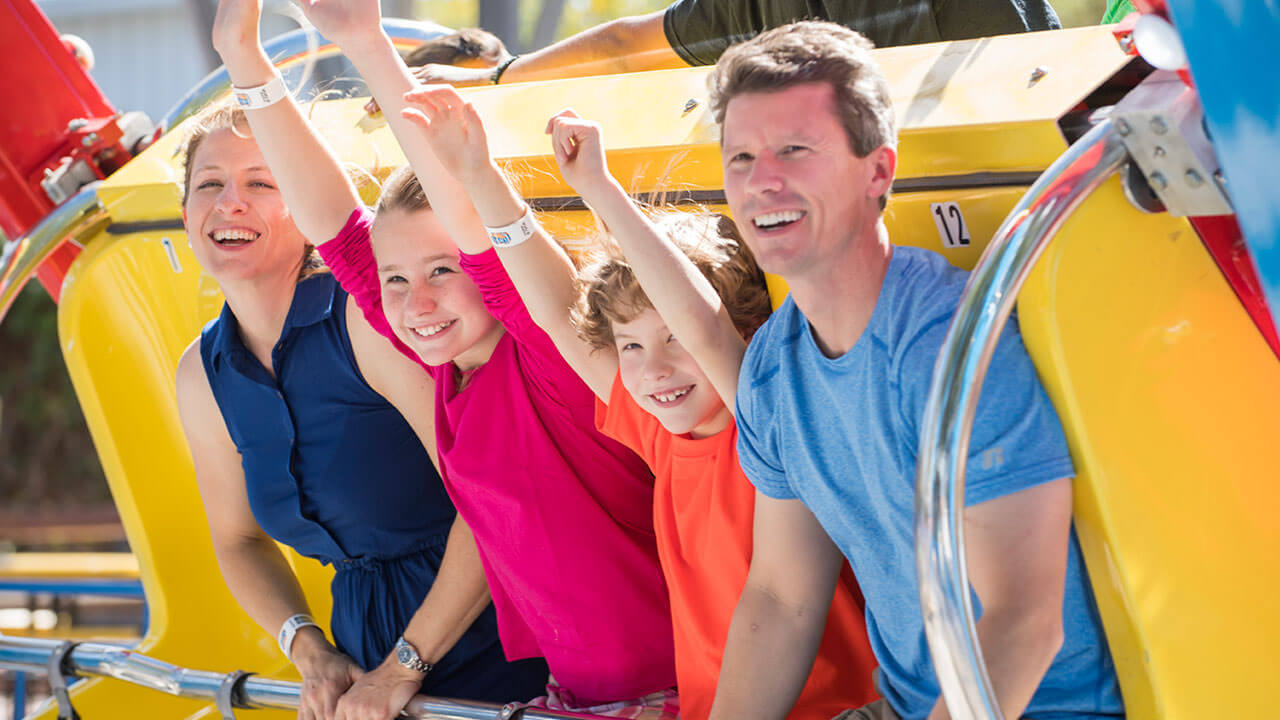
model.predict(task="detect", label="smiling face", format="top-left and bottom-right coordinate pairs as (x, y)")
top-left (721, 82), bottom-right (894, 283)
top-left (371, 208), bottom-right (502, 370)
top-left (614, 308), bottom-right (731, 438)
top-left (182, 128), bottom-right (307, 284)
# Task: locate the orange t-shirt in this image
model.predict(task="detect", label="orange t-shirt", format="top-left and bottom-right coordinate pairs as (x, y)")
top-left (596, 374), bottom-right (879, 720)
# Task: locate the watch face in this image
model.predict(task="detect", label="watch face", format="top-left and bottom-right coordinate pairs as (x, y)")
top-left (396, 643), bottom-right (414, 665)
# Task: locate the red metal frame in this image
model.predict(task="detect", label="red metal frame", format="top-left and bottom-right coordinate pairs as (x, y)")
top-left (1190, 215), bottom-right (1280, 359)
top-left (0, 0), bottom-right (141, 300)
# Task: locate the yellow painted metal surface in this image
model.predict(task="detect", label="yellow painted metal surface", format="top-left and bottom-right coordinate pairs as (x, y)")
top-left (41, 227), bottom-right (330, 719)
top-left (1018, 177), bottom-right (1280, 719)
top-left (41, 24), bottom-right (1262, 717)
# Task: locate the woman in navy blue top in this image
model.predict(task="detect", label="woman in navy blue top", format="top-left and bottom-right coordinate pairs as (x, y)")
top-left (174, 98), bottom-right (547, 720)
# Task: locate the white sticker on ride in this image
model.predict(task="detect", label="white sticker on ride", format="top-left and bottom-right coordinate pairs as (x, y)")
top-left (930, 202), bottom-right (971, 248)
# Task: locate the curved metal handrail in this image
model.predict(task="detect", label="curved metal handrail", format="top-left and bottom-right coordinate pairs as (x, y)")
top-left (913, 119), bottom-right (1129, 720)
top-left (0, 183), bottom-right (108, 326)
top-left (161, 17), bottom-right (451, 132)
top-left (0, 635), bottom-right (607, 720)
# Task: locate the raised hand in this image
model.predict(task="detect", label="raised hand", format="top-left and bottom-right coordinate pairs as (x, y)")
top-left (545, 109), bottom-right (611, 200)
top-left (400, 85), bottom-right (495, 187)
top-left (211, 0), bottom-right (264, 63)
top-left (412, 63), bottom-right (494, 88)
top-left (294, 0), bottom-right (383, 46)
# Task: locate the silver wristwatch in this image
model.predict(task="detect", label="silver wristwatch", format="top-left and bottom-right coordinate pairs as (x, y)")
top-left (394, 635), bottom-right (434, 674)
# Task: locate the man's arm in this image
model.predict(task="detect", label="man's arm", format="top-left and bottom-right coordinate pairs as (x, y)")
top-left (927, 478), bottom-right (1073, 720)
top-left (413, 9), bottom-right (686, 87)
top-left (709, 493), bottom-right (844, 719)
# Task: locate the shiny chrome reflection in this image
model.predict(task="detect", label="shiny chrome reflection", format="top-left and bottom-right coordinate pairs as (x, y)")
top-left (162, 18), bottom-right (451, 131)
top-left (0, 635), bottom-right (608, 719)
top-left (0, 183), bottom-right (107, 326)
top-left (914, 119), bottom-right (1128, 720)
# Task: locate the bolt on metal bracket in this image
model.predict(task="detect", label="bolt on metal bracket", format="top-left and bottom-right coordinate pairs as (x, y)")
top-left (1111, 71), bottom-right (1233, 217)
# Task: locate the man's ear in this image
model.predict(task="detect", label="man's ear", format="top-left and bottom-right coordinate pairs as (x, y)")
top-left (866, 145), bottom-right (897, 200)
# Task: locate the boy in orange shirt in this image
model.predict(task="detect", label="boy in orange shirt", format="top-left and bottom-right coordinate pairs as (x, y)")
top-left (400, 87), bottom-right (878, 719)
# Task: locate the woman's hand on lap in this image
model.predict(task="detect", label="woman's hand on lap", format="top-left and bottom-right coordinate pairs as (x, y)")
top-left (401, 85), bottom-right (495, 186)
top-left (332, 656), bottom-right (424, 720)
top-left (546, 109), bottom-right (612, 200)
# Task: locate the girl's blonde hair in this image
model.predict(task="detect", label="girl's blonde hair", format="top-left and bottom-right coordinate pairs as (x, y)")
top-left (573, 207), bottom-right (771, 351)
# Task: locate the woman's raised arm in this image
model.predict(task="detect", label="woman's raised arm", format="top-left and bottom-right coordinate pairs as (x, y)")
top-left (210, 0), bottom-right (359, 245)
top-left (294, 0), bottom-right (490, 255)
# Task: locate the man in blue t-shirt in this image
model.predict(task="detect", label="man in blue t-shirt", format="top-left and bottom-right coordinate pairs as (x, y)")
top-left (704, 21), bottom-right (1125, 720)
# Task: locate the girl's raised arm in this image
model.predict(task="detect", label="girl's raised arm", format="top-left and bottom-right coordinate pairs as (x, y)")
top-left (549, 111), bottom-right (748, 408)
top-left (398, 86), bottom-right (618, 401)
top-left (294, 0), bottom-right (490, 256)
top-left (210, 0), bottom-right (359, 245)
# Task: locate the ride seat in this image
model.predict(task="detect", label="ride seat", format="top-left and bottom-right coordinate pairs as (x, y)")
top-left (47, 221), bottom-right (332, 720)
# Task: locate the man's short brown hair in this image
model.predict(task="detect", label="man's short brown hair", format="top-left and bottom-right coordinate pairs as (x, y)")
top-left (574, 208), bottom-right (771, 352)
top-left (708, 20), bottom-right (897, 158)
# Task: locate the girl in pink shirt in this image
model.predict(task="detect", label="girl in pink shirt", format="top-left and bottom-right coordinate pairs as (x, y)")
top-left (233, 0), bottom-right (677, 715)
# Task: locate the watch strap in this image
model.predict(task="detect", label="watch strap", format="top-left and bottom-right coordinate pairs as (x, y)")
top-left (395, 635), bottom-right (434, 674)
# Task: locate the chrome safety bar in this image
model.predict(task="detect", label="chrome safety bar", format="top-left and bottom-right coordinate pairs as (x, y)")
top-left (913, 119), bottom-right (1128, 720)
top-left (161, 18), bottom-right (451, 131)
top-left (0, 183), bottom-right (107, 326)
top-left (0, 635), bottom-right (609, 719)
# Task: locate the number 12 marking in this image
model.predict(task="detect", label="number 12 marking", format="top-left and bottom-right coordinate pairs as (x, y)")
top-left (930, 202), bottom-right (971, 248)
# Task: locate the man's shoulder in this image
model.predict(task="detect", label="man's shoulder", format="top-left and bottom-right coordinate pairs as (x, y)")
top-left (740, 296), bottom-right (805, 389)
top-left (878, 246), bottom-right (971, 356)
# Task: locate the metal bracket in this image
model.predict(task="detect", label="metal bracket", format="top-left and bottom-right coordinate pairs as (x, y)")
top-left (216, 669), bottom-right (254, 720)
top-left (47, 640), bottom-right (80, 720)
top-left (1112, 70), bottom-right (1233, 217)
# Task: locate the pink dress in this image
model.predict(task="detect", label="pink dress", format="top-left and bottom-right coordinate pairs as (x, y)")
top-left (318, 208), bottom-right (676, 706)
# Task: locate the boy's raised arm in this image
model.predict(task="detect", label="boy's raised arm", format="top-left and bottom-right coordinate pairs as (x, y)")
top-left (549, 111), bottom-right (748, 407)
top-left (210, 0), bottom-right (359, 245)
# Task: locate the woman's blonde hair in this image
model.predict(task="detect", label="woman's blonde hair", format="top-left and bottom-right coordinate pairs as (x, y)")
top-left (179, 97), bottom-right (325, 279)
top-left (573, 207), bottom-right (771, 351)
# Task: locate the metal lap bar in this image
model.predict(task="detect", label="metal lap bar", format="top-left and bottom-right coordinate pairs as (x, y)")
top-left (0, 635), bottom-right (609, 719)
top-left (913, 119), bottom-right (1128, 720)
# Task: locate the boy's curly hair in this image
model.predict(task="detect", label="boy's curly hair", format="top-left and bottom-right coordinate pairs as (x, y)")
top-left (573, 207), bottom-right (771, 352)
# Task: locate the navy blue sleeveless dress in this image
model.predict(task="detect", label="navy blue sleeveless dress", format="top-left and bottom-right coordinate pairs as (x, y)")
top-left (199, 273), bottom-right (548, 703)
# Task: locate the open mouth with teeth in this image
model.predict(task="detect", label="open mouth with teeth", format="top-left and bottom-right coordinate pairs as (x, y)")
top-left (209, 228), bottom-right (260, 246)
top-left (753, 210), bottom-right (806, 231)
top-left (648, 385), bottom-right (694, 408)
top-left (410, 319), bottom-right (456, 339)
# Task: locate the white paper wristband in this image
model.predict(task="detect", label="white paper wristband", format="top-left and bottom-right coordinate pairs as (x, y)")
top-left (278, 613), bottom-right (320, 660)
top-left (485, 205), bottom-right (536, 248)
top-left (232, 74), bottom-right (288, 110)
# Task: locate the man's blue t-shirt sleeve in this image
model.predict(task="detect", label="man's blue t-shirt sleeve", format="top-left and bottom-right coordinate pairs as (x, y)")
top-left (735, 329), bottom-right (797, 500)
top-left (897, 313), bottom-right (1076, 506)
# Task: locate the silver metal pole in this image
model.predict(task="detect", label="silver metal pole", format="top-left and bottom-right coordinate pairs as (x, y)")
top-left (0, 183), bottom-right (107, 325)
top-left (913, 119), bottom-right (1128, 720)
top-left (161, 18), bottom-right (452, 131)
top-left (0, 635), bottom-right (609, 719)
